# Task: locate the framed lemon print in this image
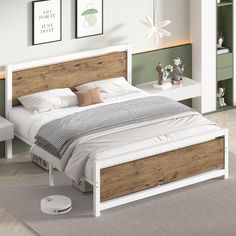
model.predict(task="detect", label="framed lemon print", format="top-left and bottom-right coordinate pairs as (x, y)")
top-left (76, 0), bottom-right (103, 38)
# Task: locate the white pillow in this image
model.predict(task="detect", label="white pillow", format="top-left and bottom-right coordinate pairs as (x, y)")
top-left (18, 88), bottom-right (78, 114)
top-left (75, 77), bottom-right (141, 99)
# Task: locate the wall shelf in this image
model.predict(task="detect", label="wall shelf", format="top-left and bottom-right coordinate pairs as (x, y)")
top-left (217, 1), bottom-right (233, 7)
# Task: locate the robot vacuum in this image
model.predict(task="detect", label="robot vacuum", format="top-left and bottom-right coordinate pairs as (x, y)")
top-left (40, 195), bottom-right (72, 215)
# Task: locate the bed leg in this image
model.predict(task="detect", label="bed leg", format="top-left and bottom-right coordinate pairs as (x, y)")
top-left (224, 129), bottom-right (229, 180)
top-left (49, 164), bottom-right (54, 186)
top-left (93, 161), bottom-right (101, 217)
top-left (5, 140), bottom-right (13, 159)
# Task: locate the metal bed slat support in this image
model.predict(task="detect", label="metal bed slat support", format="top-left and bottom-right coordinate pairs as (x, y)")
top-left (49, 164), bottom-right (54, 186)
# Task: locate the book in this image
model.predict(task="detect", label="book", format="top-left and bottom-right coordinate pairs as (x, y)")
top-left (217, 47), bottom-right (230, 55)
top-left (153, 82), bottom-right (172, 90)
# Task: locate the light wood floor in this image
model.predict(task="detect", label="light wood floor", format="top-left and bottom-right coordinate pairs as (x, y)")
top-left (0, 109), bottom-right (235, 236)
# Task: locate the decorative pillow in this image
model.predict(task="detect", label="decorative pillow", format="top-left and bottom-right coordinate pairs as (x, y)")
top-left (75, 87), bottom-right (103, 107)
top-left (75, 77), bottom-right (142, 99)
top-left (18, 88), bottom-right (78, 114)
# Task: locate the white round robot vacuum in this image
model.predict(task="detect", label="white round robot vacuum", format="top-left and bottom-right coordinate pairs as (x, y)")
top-left (40, 195), bottom-right (72, 215)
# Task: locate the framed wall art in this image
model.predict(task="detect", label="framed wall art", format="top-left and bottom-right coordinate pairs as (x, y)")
top-left (32, 0), bottom-right (62, 45)
top-left (76, 0), bottom-right (103, 39)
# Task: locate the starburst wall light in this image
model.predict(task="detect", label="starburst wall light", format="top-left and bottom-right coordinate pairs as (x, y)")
top-left (142, 0), bottom-right (171, 45)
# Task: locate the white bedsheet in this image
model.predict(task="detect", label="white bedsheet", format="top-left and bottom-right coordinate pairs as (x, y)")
top-left (9, 92), bottom-right (147, 144)
top-left (10, 92), bottom-right (220, 184)
top-left (31, 111), bottom-right (219, 183)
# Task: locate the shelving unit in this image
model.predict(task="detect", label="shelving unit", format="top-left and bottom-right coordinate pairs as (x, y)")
top-left (190, 0), bottom-right (236, 114)
top-left (216, 0), bottom-right (234, 111)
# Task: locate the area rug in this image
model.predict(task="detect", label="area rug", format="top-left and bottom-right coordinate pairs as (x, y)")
top-left (1, 153), bottom-right (236, 236)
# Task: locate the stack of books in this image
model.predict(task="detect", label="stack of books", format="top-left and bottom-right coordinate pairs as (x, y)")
top-left (217, 47), bottom-right (230, 55)
top-left (153, 82), bottom-right (172, 90)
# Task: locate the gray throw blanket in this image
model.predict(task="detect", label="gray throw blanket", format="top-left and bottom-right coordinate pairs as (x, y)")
top-left (35, 96), bottom-right (195, 158)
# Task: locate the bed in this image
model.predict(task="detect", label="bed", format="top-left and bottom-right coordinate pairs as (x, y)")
top-left (5, 44), bottom-right (229, 217)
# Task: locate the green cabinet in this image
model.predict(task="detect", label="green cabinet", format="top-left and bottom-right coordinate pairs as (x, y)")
top-left (217, 67), bottom-right (233, 81)
top-left (217, 53), bottom-right (232, 69)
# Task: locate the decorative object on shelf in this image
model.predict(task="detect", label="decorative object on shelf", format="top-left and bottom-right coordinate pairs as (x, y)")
top-left (217, 31), bottom-right (224, 48)
top-left (217, 31), bottom-right (230, 54)
top-left (156, 63), bottom-right (164, 85)
top-left (32, 0), bottom-right (62, 45)
top-left (154, 63), bottom-right (172, 90)
top-left (141, 0), bottom-right (171, 45)
top-left (76, 0), bottom-right (103, 38)
top-left (156, 63), bottom-right (173, 85)
top-left (164, 65), bottom-right (173, 80)
top-left (217, 87), bottom-right (227, 107)
top-left (171, 57), bottom-right (184, 85)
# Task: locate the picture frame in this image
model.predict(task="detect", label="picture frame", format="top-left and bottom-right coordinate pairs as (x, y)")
top-left (76, 0), bottom-right (103, 39)
top-left (32, 0), bottom-right (62, 45)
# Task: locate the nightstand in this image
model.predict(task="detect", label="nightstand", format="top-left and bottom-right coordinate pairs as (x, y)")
top-left (0, 116), bottom-right (14, 158)
top-left (136, 77), bottom-right (201, 101)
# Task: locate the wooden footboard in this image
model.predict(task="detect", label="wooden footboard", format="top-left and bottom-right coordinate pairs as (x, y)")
top-left (100, 138), bottom-right (224, 202)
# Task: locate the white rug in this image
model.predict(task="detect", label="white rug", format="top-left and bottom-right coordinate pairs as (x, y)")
top-left (0, 153), bottom-right (236, 236)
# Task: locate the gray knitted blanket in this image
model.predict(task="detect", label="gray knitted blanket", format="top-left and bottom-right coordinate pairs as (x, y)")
top-left (35, 96), bottom-right (195, 158)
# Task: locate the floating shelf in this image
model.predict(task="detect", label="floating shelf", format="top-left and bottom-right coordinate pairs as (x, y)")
top-left (217, 52), bottom-right (231, 56)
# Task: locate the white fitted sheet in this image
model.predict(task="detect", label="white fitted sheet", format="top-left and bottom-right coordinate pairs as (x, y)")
top-left (9, 92), bottom-right (147, 144)
top-left (31, 112), bottom-right (219, 183)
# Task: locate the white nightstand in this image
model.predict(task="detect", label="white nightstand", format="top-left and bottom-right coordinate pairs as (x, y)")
top-left (136, 77), bottom-right (201, 101)
top-left (0, 116), bottom-right (14, 158)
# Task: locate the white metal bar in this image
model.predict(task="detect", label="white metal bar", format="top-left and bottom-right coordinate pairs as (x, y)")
top-left (224, 129), bottom-right (229, 179)
top-left (5, 66), bottom-right (13, 120)
top-left (5, 140), bottom-right (12, 159)
top-left (126, 44), bottom-right (132, 85)
top-left (100, 169), bottom-right (225, 211)
top-left (97, 129), bottom-right (227, 169)
top-left (93, 162), bottom-right (101, 217)
top-left (49, 164), bottom-right (54, 186)
top-left (8, 44), bottom-right (130, 72)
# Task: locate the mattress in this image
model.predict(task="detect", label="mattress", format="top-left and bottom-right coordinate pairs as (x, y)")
top-left (10, 92), bottom-right (220, 184)
top-left (33, 123), bottom-right (219, 183)
top-left (31, 112), bottom-right (219, 183)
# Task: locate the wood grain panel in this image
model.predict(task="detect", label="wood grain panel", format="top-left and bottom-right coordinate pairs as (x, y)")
top-left (100, 138), bottom-right (224, 201)
top-left (12, 51), bottom-right (127, 106)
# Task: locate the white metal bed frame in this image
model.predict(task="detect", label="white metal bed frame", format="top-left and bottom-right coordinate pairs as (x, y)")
top-left (5, 44), bottom-right (229, 217)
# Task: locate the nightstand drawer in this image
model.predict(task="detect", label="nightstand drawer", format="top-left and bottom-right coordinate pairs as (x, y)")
top-left (217, 53), bottom-right (233, 69)
top-left (217, 67), bottom-right (233, 81)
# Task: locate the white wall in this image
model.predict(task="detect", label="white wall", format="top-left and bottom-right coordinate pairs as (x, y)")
top-left (0, 0), bottom-right (190, 67)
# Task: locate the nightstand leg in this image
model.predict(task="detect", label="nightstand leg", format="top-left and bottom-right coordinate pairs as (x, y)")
top-left (5, 140), bottom-right (12, 159)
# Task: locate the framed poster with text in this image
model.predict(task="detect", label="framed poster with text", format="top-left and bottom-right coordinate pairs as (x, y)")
top-left (32, 0), bottom-right (62, 45)
top-left (76, 0), bottom-right (103, 39)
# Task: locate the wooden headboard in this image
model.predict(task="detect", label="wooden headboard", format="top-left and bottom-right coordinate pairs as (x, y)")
top-left (5, 44), bottom-right (132, 113)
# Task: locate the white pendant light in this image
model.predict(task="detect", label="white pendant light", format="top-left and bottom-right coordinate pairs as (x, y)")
top-left (142, 0), bottom-right (171, 45)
